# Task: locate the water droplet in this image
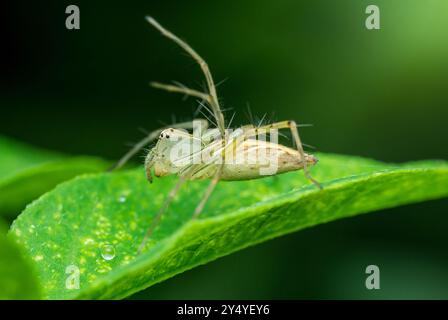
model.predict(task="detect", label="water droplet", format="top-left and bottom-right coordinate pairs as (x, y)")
top-left (100, 244), bottom-right (116, 261)
top-left (118, 196), bottom-right (126, 203)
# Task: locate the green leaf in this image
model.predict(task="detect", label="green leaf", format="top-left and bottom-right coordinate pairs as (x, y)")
top-left (0, 222), bottom-right (41, 299)
top-left (9, 153), bottom-right (448, 299)
top-left (0, 135), bottom-right (110, 218)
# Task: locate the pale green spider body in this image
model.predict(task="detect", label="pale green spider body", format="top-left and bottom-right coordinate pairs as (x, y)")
top-left (145, 127), bottom-right (318, 182)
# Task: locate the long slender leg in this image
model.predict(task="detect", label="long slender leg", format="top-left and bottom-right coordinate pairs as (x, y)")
top-left (150, 82), bottom-right (210, 102)
top-left (110, 119), bottom-right (208, 171)
top-left (109, 130), bottom-right (160, 172)
top-left (172, 126), bottom-right (257, 222)
top-left (146, 16), bottom-right (226, 137)
top-left (242, 120), bottom-right (322, 189)
top-left (288, 121), bottom-right (322, 189)
top-left (137, 176), bottom-right (187, 254)
top-left (188, 128), bottom-right (248, 219)
top-left (192, 164), bottom-right (224, 219)
top-left (166, 129), bottom-right (241, 223)
top-left (138, 163), bottom-right (222, 254)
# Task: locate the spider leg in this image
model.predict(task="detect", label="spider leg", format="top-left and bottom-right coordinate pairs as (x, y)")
top-left (146, 16), bottom-right (226, 137)
top-left (137, 175), bottom-right (187, 254)
top-left (150, 82), bottom-right (210, 103)
top-left (192, 164), bottom-right (223, 219)
top-left (188, 128), bottom-right (246, 219)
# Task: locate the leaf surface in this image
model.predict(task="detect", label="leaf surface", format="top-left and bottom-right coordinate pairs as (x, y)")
top-left (9, 153), bottom-right (448, 299)
top-left (0, 136), bottom-right (109, 217)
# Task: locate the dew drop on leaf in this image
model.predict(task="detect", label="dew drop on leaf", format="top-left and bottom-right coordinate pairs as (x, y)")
top-left (100, 244), bottom-right (116, 261)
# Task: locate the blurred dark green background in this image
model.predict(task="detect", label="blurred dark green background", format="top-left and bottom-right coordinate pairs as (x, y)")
top-left (1, 0), bottom-right (448, 299)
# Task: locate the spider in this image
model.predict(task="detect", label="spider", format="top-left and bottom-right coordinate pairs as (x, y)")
top-left (112, 17), bottom-right (321, 253)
